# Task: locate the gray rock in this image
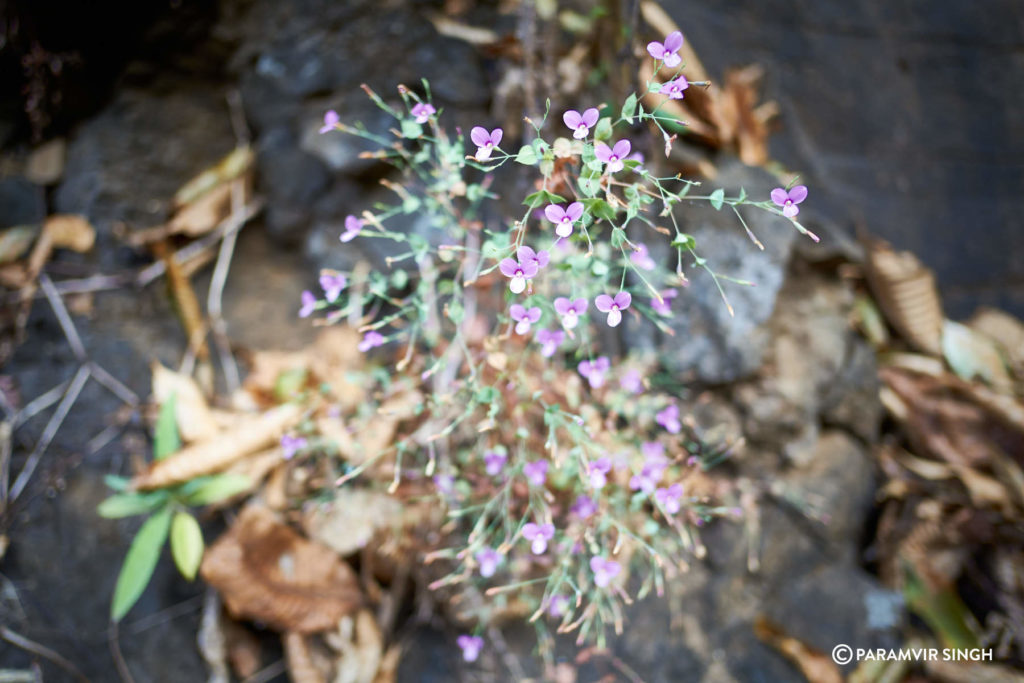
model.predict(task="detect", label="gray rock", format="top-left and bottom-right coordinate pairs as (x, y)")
top-left (257, 127), bottom-right (331, 243)
top-left (0, 176), bottom-right (46, 229)
top-left (654, 161), bottom-right (798, 383)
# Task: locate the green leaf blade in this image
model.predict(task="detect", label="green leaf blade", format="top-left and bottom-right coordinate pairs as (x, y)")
top-left (153, 393), bottom-right (180, 461)
top-left (170, 511), bottom-right (204, 581)
top-left (182, 473), bottom-right (251, 506)
top-left (111, 507), bottom-right (172, 622)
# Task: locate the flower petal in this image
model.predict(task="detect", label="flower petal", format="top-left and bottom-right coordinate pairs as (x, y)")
top-left (562, 110), bottom-right (582, 129)
top-left (499, 258), bottom-right (518, 277)
top-left (544, 204), bottom-right (566, 223)
top-left (664, 31), bottom-right (684, 53)
top-left (788, 185), bottom-right (808, 204)
top-left (770, 188), bottom-right (788, 206)
top-left (646, 42), bottom-right (666, 59)
top-left (594, 294), bottom-right (613, 312)
top-left (510, 276), bottom-right (526, 294)
top-left (470, 126), bottom-right (490, 147)
top-left (566, 202), bottom-right (584, 221)
top-left (489, 128), bottom-right (502, 146)
top-left (527, 307), bottom-right (542, 322)
top-left (607, 309), bottom-right (622, 327)
top-left (510, 304), bottom-right (526, 320)
top-left (554, 297), bottom-right (571, 315)
top-left (612, 139), bottom-right (631, 159)
top-left (594, 142), bottom-right (612, 162)
top-left (581, 108), bottom-right (600, 127)
top-left (614, 291), bottom-right (632, 309)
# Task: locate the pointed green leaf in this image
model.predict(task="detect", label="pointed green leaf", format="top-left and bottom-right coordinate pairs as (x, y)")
top-left (104, 475), bottom-right (131, 492)
top-left (400, 120), bottom-right (422, 139)
top-left (620, 93), bottom-right (637, 123)
top-left (182, 473), bottom-right (251, 506)
top-left (98, 491), bottom-right (170, 519)
top-left (671, 233), bottom-right (696, 251)
top-left (153, 393), bottom-right (180, 461)
top-left (523, 189), bottom-right (566, 207)
top-left (709, 188), bottom-right (725, 211)
top-left (594, 117), bottom-right (613, 141)
top-left (170, 511), bottom-right (204, 581)
top-left (111, 507), bottom-right (172, 621)
top-left (515, 145), bottom-right (538, 166)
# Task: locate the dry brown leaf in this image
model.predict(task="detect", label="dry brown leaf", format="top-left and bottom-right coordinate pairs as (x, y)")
top-left (42, 215), bottom-right (95, 253)
top-left (151, 362), bottom-right (220, 443)
top-left (174, 145), bottom-right (255, 209)
top-left (131, 403), bottom-right (302, 490)
top-left (220, 448), bottom-right (286, 502)
top-left (373, 645), bottom-right (401, 683)
top-left (752, 617), bottom-right (843, 683)
top-left (325, 610), bottom-right (384, 683)
top-left (223, 617), bottom-right (263, 680)
top-left (427, 13), bottom-right (499, 45)
top-left (942, 319), bottom-right (1013, 393)
top-left (863, 236), bottom-right (944, 355)
top-left (0, 226), bottom-right (38, 265)
top-left (969, 307), bottom-right (1024, 375)
top-left (303, 489), bottom-right (405, 557)
top-left (201, 505), bottom-right (362, 633)
top-left (168, 179), bottom-right (240, 238)
top-left (283, 631), bottom-right (327, 683)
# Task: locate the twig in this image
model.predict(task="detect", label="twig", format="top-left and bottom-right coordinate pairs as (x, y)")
top-left (240, 659), bottom-right (286, 683)
top-left (12, 380), bottom-right (69, 428)
top-left (205, 176), bottom-right (245, 395)
top-left (0, 625), bottom-right (89, 683)
top-left (108, 622), bottom-right (136, 683)
top-left (38, 274), bottom-right (86, 361)
top-left (86, 362), bottom-right (138, 407)
top-left (123, 594), bottom-right (204, 635)
top-left (8, 365), bottom-right (90, 502)
top-left (0, 422), bottom-right (11, 513)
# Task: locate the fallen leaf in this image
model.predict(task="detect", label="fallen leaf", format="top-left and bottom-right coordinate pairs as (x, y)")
top-left (0, 226), bottom-right (38, 265)
top-left (283, 631), bottom-right (327, 683)
top-left (151, 362), bottom-right (220, 443)
top-left (42, 215), bottom-right (95, 253)
top-left (174, 146), bottom-right (255, 209)
top-left (325, 610), bottom-right (384, 683)
top-left (303, 489), bottom-right (405, 557)
top-left (201, 505), bottom-right (362, 633)
top-left (753, 617), bottom-right (842, 683)
top-left (968, 307), bottom-right (1024, 376)
top-left (943, 320), bottom-right (1013, 392)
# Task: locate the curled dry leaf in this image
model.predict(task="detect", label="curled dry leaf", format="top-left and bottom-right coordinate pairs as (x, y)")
top-left (863, 236), bottom-right (944, 356)
top-left (968, 307), bottom-right (1024, 377)
top-left (42, 215), bottom-right (96, 253)
top-left (131, 403), bottom-right (302, 490)
top-left (302, 489), bottom-right (405, 557)
top-left (942, 320), bottom-right (1013, 393)
top-left (174, 145), bottom-right (255, 209)
top-left (150, 362), bottom-right (220, 443)
top-left (752, 617), bottom-right (842, 683)
top-left (201, 505), bottom-right (362, 633)
top-left (324, 610), bottom-right (384, 683)
top-left (283, 631), bottom-right (327, 683)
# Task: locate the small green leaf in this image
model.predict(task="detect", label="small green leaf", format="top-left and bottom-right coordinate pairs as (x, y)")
top-left (594, 117), bottom-right (613, 141)
top-left (273, 368), bottom-right (308, 402)
top-left (98, 491), bottom-right (170, 519)
top-left (539, 159), bottom-right (555, 178)
top-left (523, 189), bottom-right (566, 207)
top-left (401, 195), bottom-right (421, 214)
top-left (400, 120), bottom-right (422, 138)
top-left (104, 475), bottom-right (131, 492)
top-left (447, 297), bottom-right (465, 324)
top-left (578, 172), bottom-right (602, 198)
top-left (610, 227), bottom-right (626, 248)
top-left (182, 473), bottom-right (251, 506)
top-left (391, 270), bottom-right (409, 289)
top-left (580, 198), bottom-right (617, 222)
top-left (170, 511), bottom-right (204, 581)
top-left (515, 145), bottom-right (537, 165)
top-left (709, 188), bottom-right (725, 211)
top-left (737, 187), bottom-right (747, 203)
top-left (153, 393), bottom-right (180, 461)
top-left (671, 233), bottom-right (696, 251)
top-left (620, 93), bottom-right (637, 123)
top-left (111, 507), bottom-right (172, 621)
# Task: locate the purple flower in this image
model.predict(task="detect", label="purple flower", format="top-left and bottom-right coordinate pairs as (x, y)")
top-left (630, 243), bottom-right (657, 271)
top-left (522, 522), bottom-right (555, 554)
top-left (434, 473), bottom-right (456, 495)
top-left (281, 434), bottom-right (307, 460)
top-left (536, 329), bottom-right (565, 357)
top-left (654, 483), bottom-right (685, 515)
top-left (771, 185), bottom-right (808, 218)
top-left (642, 441), bottom-right (667, 463)
top-left (571, 494), bottom-right (597, 520)
top-left (562, 108), bottom-right (599, 139)
top-left (631, 442), bottom-right (669, 493)
top-left (457, 635), bottom-right (484, 662)
top-left (548, 595), bottom-right (571, 617)
top-left (544, 202), bottom-right (584, 238)
top-left (594, 139), bottom-right (632, 174)
top-left (498, 245), bottom-right (546, 294)
top-left (656, 404), bottom-right (681, 433)
top-left (339, 214), bottom-right (363, 243)
top-left (483, 450), bottom-right (507, 476)
top-left (651, 289), bottom-right (678, 316)
top-left (319, 272), bottom-right (347, 303)
top-left (299, 290), bottom-right (317, 318)
top-left (660, 77), bottom-right (689, 100)
top-left (358, 331), bottom-right (385, 352)
top-left (587, 457), bottom-right (612, 489)
top-left (647, 31), bottom-right (684, 67)
top-left (470, 126), bottom-right (503, 161)
top-left (510, 304), bottom-right (542, 335)
top-left (553, 297), bottom-right (588, 329)
top-left (523, 460), bottom-right (548, 486)
top-left (578, 356), bottom-right (611, 389)
top-left (594, 292), bottom-right (632, 327)
top-left (411, 102), bottom-right (435, 124)
top-left (476, 547), bottom-right (503, 578)
top-left (319, 110), bottom-right (339, 134)
top-left (620, 369), bottom-right (643, 394)
top-left (590, 556), bottom-right (622, 588)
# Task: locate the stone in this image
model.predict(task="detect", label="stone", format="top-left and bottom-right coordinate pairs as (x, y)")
top-left (0, 176), bottom-right (46, 229)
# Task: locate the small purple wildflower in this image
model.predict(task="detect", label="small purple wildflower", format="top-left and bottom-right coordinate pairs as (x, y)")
top-left (510, 304), bottom-right (542, 335)
top-left (522, 522), bottom-right (555, 554)
top-left (536, 328), bottom-right (565, 357)
top-left (647, 31), bottom-right (684, 67)
top-left (595, 292), bottom-right (632, 327)
top-left (339, 214), bottom-right (363, 243)
top-left (590, 556), bottom-right (622, 588)
top-left (656, 403), bottom-right (681, 433)
top-left (578, 356), bottom-right (611, 389)
top-left (660, 77), bottom-right (689, 100)
top-left (620, 369), bottom-right (643, 394)
top-left (457, 635), bottom-right (484, 662)
top-left (571, 494), bottom-right (597, 520)
top-left (518, 245), bottom-right (550, 271)
top-left (299, 290), bottom-right (317, 318)
top-left (562, 108), bottom-right (600, 139)
top-left (548, 595), bottom-right (571, 617)
top-left (594, 139), bottom-right (632, 174)
top-left (358, 331), bottom-right (385, 352)
top-left (655, 483), bottom-right (685, 515)
top-left (434, 473), bottom-right (456, 496)
top-left (771, 185), bottom-right (808, 218)
top-left (631, 442), bottom-right (669, 493)
top-left (523, 460), bottom-right (548, 486)
top-left (476, 547), bottom-right (503, 578)
top-left (553, 297), bottom-right (588, 329)
top-left (319, 110), bottom-right (339, 134)
top-left (499, 257), bottom-right (538, 294)
top-left (587, 457), bottom-right (612, 489)
top-left (411, 102), bottom-right (435, 124)
top-left (470, 126), bottom-right (503, 161)
top-left (483, 450), bottom-right (507, 476)
top-left (651, 289), bottom-right (678, 316)
top-left (281, 434), bottom-right (307, 460)
top-left (319, 271), bottom-right (347, 303)
top-left (630, 243), bottom-right (657, 271)
top-left (544, 202), bottom-right (584, 238)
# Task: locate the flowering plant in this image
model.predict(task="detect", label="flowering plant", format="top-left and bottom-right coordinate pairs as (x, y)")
top-left (302, 32), bottom-right (815, 662)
